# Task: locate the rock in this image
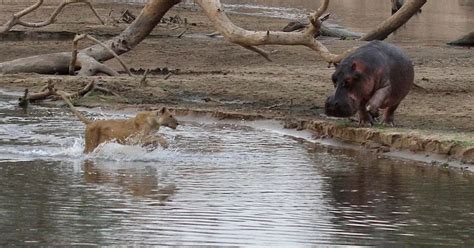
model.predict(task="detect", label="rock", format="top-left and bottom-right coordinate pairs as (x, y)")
top-left (425, 140), bottom-right (454, 154)
top-left (378, 146), bottom-right (391, 153)
top-left (364, 140), bottom-right (382, 149)
top-left (461, 147), bottom-right (474, 164)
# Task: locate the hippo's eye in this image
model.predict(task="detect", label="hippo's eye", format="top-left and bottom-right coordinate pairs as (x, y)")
top-left (343, 80), bottom-right (350, 88)
top-left (352, 72), bottom-right (361, 81)
top-left (343, 77), bottom-right (353, 88)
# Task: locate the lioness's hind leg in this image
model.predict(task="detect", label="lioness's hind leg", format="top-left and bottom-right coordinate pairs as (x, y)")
top-left (84, 126), bottom-right (101, 153)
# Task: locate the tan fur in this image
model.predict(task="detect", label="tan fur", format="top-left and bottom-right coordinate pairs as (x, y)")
top-left (59, 93), bottom-right (178, 153)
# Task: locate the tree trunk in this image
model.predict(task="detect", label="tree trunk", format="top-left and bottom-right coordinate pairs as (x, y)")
top-left (361, 0), bottom-right (426, 41)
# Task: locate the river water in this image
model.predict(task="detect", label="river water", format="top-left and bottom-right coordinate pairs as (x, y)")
top-left (1, 91), bottom-right (474, 246)
top-left (220, 0), bottom-right (474, 42)
top-left (114, 0), bottom-right (474, 42)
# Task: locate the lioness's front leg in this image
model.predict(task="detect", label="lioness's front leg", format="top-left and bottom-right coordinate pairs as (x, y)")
top-left (142, 135), bottom-right (169, 149)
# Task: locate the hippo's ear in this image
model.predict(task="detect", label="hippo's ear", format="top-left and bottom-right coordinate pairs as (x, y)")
top-left (351, 61), bottom-right (366, 73)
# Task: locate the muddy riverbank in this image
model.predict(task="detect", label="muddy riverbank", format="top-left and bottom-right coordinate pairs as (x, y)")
top-left (0, 2), bottom-right (473, 164)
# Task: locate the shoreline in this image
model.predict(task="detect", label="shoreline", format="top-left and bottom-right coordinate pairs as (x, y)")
top-left (1, 86), bottom-right (472, 170)
top-left (0, 3), bottom-right (473, 166)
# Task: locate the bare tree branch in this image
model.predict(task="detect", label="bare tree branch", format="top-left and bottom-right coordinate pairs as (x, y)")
top-left (360, 0), bottom-right (427, 41)
top-left (70, 34), bottom-right (132, 76)
top-left (0, 0), bottom-right (104, 34)
top-left (194, 0), bottom-right (345, 64)
top-left (19, 80), bottom-right (123, 105)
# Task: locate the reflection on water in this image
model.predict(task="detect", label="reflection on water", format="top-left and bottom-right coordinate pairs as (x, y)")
top-left (1, 92), bottom-right (474, 246)
top-left (220, 0), bottom-right (474, 42)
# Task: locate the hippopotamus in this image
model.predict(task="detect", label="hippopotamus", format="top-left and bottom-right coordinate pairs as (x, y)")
top-left (325, 40), bottom-right (414, 126)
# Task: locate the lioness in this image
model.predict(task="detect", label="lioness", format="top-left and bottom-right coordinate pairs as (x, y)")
top-left (59, 93), bottom-right (178, 153)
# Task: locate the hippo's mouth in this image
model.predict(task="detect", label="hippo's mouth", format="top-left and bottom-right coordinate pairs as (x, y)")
top-left (325, 107), bottom-right (357, 118)
top-left (324, 96), bottom-right (357, 118)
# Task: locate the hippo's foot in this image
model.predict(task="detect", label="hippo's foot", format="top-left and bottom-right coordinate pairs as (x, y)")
top-left (382, 120), bottom-right (395, 127)
top-left (359, 119), bottom-right (374, 127)
top-left (381, 116), bottom-right (395, 127)
top-left (358, 110), bottom-right (375, 127)
top-left (381, 105), bottom-right (398, 127)
top-left (366, 104), bottom-right (380, 118)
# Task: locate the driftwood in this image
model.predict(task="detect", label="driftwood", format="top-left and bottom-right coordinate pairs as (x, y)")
top-left (176, 27), bottom-right (189, 39)
top-left (0, 0), bottom-right (105, 35)
top-left (18, 80), bottom-right (122, 106)
top-left (283, 0), bottom-right (425, 41)
top-left (69, 34), bottom-right (132, 76)
top-left (121, 9), bottom-right (137, 24)
top-left (448, 31), bottom-right (474, 47)
top-left (24, 80), bottom-right (57, 102)
top-left (282, 21), bottom-right (362, 39)
top-left (139, 69), bottom-right (150, 87)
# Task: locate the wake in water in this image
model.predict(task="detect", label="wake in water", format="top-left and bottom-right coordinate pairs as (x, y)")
top-left (0, 135), bottom-right (180, 163)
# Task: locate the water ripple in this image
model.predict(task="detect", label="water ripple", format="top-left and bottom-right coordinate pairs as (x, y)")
top-left (0, 93), bottom-right (473, 246)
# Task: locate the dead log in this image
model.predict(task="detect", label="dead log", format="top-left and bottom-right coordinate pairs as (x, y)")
top-left (448, 31), bottom-right (474, 47)
top-left (391, 0), bottom-right (422, 15)
top-left (361, 0), bottom-right (427, 41)
top-left (282, 21), bottom-right (362, 39)
top-left (69, 34), bottom-right (132, 76)
top-left (0, 0), bottom-right (104, 35)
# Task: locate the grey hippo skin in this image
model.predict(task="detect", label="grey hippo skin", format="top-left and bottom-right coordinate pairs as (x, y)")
top-left (325, 41), bottom-right (414, 126)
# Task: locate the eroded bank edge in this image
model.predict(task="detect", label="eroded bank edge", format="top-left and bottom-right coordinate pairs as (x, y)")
top-left (171, 108), bottom-right (474, 170)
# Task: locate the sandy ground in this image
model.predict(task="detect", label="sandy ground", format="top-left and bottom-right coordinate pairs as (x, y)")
top-left (0, 3), bottom-right (473, 142)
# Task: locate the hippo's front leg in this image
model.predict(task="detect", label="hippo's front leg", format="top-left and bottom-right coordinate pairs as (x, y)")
top-left (358, 104), bottom-right (375, 127)
top-left (366, 86), bottom-right (391, 116)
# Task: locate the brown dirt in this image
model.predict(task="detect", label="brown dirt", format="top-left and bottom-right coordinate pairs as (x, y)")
top-left (0, 3), bottom-right (473, 147)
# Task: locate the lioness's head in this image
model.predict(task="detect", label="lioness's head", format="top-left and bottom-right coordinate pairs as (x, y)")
top-left (135, 107), bottom-right (178, 130)
top-left (157, 107), bottom-right (178, 130)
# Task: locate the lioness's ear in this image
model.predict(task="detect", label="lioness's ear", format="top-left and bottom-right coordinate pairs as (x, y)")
top-left (159, 107), bottom-right (167, 115)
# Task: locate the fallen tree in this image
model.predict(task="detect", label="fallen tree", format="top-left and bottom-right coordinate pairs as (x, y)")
top-left (0, 0), bottom-right (426, 76)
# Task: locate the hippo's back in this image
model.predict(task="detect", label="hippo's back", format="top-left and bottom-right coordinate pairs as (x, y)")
top-left (349, 41), bottom-right (414, 89)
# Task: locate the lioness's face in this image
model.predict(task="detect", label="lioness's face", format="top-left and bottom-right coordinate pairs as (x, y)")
top-left (157, 107), bottom-right (178, 129)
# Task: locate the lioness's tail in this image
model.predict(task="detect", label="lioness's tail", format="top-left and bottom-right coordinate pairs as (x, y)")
top-left (58, 92), bottom-right (92, 125)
